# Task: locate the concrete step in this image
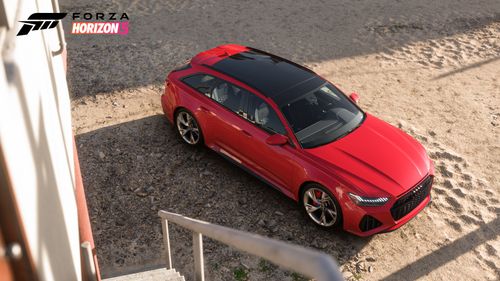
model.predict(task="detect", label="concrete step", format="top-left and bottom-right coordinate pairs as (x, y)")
top-left (103, 268), bottom-right (185, 281)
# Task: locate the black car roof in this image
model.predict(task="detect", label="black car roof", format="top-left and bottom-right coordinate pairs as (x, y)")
top-left (209, 48), bottom-right (323, 104)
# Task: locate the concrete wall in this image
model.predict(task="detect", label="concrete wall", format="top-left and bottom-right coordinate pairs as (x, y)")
top-left (0, 0), bottom-right (81, 280)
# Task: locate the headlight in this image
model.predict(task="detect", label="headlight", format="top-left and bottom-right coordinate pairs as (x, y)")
top-left (348, 193), bottom-right (389, 206)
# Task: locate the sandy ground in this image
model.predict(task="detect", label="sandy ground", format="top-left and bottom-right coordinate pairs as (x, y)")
top-left (62, 0), bottom-right (499, 280)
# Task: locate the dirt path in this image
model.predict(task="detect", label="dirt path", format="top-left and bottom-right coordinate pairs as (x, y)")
top-left (65, 0), bottom-right (499, 280)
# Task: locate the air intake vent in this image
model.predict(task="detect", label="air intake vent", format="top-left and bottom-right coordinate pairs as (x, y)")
top-left (359, 215), bottom-right (382, 232)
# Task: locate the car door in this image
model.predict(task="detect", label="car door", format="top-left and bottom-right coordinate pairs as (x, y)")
top-left (203, 79), bottom-right (258, 166)
top-left (238, 93), bottom-right (300, 193)
top-left (180, 73), bottom-right (224, 147)
top-left (180, 73), bottom-right (255, 162)
top-left (187, 76), bottom-right (299, 194)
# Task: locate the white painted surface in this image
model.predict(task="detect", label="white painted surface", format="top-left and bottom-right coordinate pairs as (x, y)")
top-left (0, 0), bottom-right (81, 280)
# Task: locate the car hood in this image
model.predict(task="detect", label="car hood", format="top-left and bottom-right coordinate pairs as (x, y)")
top-left (305, 114), bottom-right (431, 197)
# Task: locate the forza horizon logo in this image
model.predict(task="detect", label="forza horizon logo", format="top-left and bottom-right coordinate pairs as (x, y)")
top-left (17, 13), bottom-right (67, 36)
top-left (71, 13), bottom-right (129, 35)
top-left (17, 12), bottom-right (129, 36)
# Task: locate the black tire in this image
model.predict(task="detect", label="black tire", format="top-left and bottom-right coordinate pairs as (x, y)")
top-left (300, 183), bottom-right (343, 229)
top-left (174, 109), bottom-right (204, 146)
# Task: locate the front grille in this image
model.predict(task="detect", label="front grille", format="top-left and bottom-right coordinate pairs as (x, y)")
top-left (390, 176), bottom-right (432, 221)
top-left (359, 215), bottom-right (382, 232)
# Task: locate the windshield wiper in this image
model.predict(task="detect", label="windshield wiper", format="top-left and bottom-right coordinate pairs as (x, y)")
top-left (323, 121), bottom-right (343, 134)
top-left (331, 121), bottom-right (362, 141)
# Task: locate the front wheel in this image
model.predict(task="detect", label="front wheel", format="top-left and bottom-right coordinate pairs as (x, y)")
top-left (175, 109), bottom-right (203, 146)
top-left (301, 184), bottom-right (343, 228)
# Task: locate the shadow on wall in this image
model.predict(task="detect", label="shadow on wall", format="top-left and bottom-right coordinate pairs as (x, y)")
top-left (59, 0), bottom-right (500, 97)
top-left (75, 114), bottom-right (371, 278)
top-left (7, 63), bottom-right (78, 279)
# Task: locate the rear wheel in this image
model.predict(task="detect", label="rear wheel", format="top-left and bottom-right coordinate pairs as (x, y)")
top-left (175, 109), bottom-right (203, 146)
top-left (301, 184), bottom-right (342, 228)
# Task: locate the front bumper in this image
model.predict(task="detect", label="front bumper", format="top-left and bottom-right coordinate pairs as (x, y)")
top-left (343, 176), bottom-right (433, 237)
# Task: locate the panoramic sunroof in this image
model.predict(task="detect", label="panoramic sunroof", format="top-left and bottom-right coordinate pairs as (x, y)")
top-left (212, 50), bottom-right (316, 98)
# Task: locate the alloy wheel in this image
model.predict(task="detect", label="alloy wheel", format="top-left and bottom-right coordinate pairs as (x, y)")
top-left (303, 188), bottom-right (338, 227)
top-left (176, 111), bottom-right (200, 145)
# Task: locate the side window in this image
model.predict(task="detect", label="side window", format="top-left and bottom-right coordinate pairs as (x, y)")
top-left (186, 75), bottom-right (287, 135)
top-left (182, 74), bottom-right (216, 96)
top-left (211, 81), bottom-right (247, 115)
top-left (247, 94), bottom-right (287, 135)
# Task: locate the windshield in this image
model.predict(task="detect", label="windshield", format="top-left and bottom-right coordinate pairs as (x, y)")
top-left (280, 83), bottom-right (364, 148)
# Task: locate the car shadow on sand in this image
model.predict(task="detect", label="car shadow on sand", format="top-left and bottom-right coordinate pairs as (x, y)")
top-left (76, 114), bottom-right (371, 279)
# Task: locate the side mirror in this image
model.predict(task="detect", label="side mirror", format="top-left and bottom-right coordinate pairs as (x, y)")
top-left (349, 92), bottom-right (360, 104)
top-left (266, 134), bottom-right (288, 146)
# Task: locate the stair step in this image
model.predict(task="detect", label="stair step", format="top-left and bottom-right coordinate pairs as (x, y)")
top-left (103, 267), bottom-right (185, 281)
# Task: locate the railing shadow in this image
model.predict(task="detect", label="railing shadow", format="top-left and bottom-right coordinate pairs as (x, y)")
top-left (5, 62), bottom-right (78, 280)
top-left (432, 56), bottom-right (500, 80)
top-left (381, 216), bottom-right (500, 281)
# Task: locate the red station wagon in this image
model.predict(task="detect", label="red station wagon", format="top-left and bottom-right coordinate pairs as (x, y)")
top-left (161, 44), bottom-right (434, 236)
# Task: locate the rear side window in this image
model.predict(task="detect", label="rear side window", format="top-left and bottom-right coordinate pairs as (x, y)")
top-left (246, 94), bottom-right (286, 135)
top-left (182, 74), bottom-right (217, 96)
top-left (211, 81), bottom-right (248, 115)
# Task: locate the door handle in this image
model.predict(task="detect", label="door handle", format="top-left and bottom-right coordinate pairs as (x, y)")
top-left (240, 129), bottom-right (252, 137)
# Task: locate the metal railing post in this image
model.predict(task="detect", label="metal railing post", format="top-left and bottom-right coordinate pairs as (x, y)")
top-left (158, 210), bottom-right (344, 281)
top-left (81, 241), bottom-right (97, 281)
top-left (161, 219), bottom-right (172, 269)
top-left (193, 232), bottom-right (205, 281)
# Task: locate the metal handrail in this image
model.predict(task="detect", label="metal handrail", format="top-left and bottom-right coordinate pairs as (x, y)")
top-left (158, 210), bottom-right (344, 281)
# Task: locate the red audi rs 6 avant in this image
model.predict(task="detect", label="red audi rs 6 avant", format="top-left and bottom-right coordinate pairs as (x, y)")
top-left (161, 44), bottom-right (434, 236)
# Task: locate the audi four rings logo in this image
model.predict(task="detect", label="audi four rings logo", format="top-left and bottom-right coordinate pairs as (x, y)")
top-left (413, 185), bottom-right (422, 194)
top-left (17, 13), bottom-right (67, 36)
